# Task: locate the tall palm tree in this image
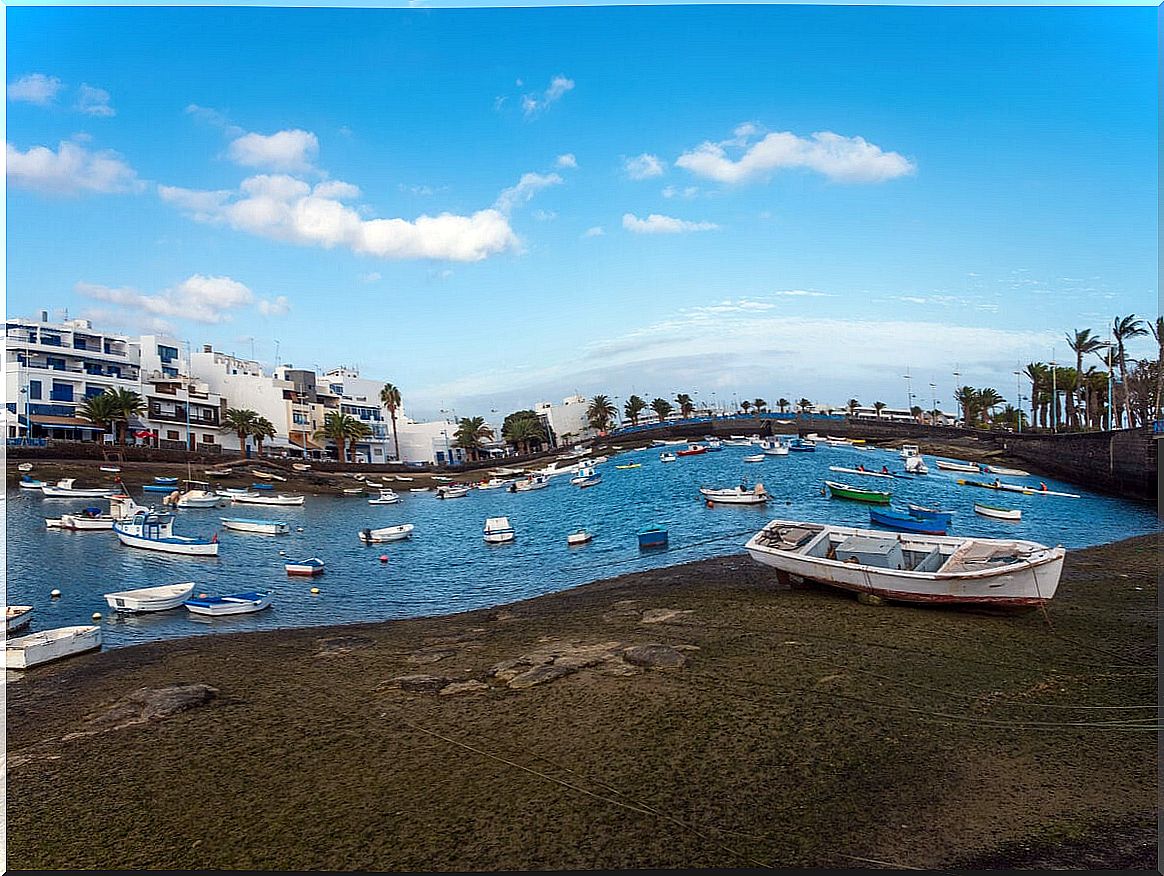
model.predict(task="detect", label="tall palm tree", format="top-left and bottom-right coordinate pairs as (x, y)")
top-left (1066, 329), bottom-right (1102, 429)
top-left (586, 395), bottom-right (617, 432)
top-left (223, 408), bottom-right (258, 457)
top-left (873, 401), bottom-right (886, 420)
top-left (777, 398), bottom-right (790, 414)
top-left (975, 387), bottom-right (1005, 425)
top-left (454, 416), bottom-right (493, 461)
top-left (504, 415), bottom-right (544, 455)
top-left (1112, 314), bottom-right (1147, 428)
top-left (846, 398), bottom-right (860, 418)
top-left (739, 400), bottom-right (751, 416)
top-left (76, 391), bottom-right (120, 442)
top-left (1151, 316), bottom-right (1164, 421)
top-left (650, 397), bottom-right (674, 423)
top-left (109, 388), bottom-right (145, 445)
top-left (954, 387), bottom-right (977, 427)
top-left (623, 394), bottom-right (647, 426)
top-left (380, 382), bottom-right (402, 460)
top-left (1024, 362), bottom-right (1048, 429)
top-left (797, 398), bottom-right (812, 414)
top-left (910, 405), bottom-right (923, 421)
top-left (752, 398), bottom-right (767, 417)
top-left (248, 416), bottom-right (277, 456)
top-left (315, 411), bottom-right (356, 462)
top-left (675, 393), bottom-right (695, 418)
top-left (343, 417), bottom-right (372, 462)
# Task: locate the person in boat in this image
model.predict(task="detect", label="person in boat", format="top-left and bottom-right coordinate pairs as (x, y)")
top-left (857, 464), bottom-right (866, 472)
top-left (881, 466), bottom-right (890, 475)
top-left (1039, 482), bottom-right (1048, 491)
top-left (993, 478), bottom-right (1002, 488)
top-left (362, 528), bottom-right (372, 541)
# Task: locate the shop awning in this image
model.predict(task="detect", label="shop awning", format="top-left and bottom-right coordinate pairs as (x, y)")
top-left (289, 432), bottom-right (324, 450)
top-left (29, 415), bottom-right (104, 430)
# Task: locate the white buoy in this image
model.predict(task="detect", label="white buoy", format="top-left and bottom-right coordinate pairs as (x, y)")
top-left (310, 587), bottom-right (320, 595)
top-left (50, 589), bottom-right (61, 598)
top-left (91, 612), bottom-right (102, 621)
top-left (278, 550), bottom-right (286, 556)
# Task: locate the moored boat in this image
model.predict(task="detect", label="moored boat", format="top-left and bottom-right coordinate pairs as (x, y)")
top-left (566, 528), bottom-right (593, 546)
top-left (956, 479), bottom-right (1079, 498)
top-left (41, 478), bottom-right (115, 498)
top-left (699, 481), bottom-right (769, 505)
top-left (6, 625), bottom-right (101, 669)
top-left (907, 504), bottom-right (954, 528)
top-left (104, 582), bottom-right (197, 613)
top-left (251, 469), bottom-right (286, 481)
top-left (745, 520), bottom-right (1065, 607)
top-left (6, 605), bottom-right (33, 635)
top-left (974, 503), bottom-right (1022, 521)
top-left (99, 465), bottom-right (121, 473)
top-left (18, 476), bottom-right (46, 489)
top-left (659, 452), bottom-right (677, 463)
top-left (824, 480), bottom-right (892, 504)
top-left (570, 466), bottom-right (602, 487)
top-left (185, 590), bottom-right (273, 616)
top-left (17, 462), bottom-right (33, 472)
top-left (143, 483), bottom-right (179, 493)
top-left (435, 484), bottom-right (471, 499)
top-left (510, 475), bottom-right (549, 493)
top-left (476, 477), bottom-right (511, 490)
top-left (291, 463), bottom-right (312, 472)
top-left (113, 510), bottom-right (220, 556)
top-left (170, 480), bottom-right (225, 509)
top-left (904, 455), bottom-right (929, 475)
top-left (760, 438), bottom-right (789, 456)
top-left (285, 558), bottom-right (324, 576)
top-left (638, 526), bottom-right (668, 549)
top-left (483, 516), bottom-right (515, 544)
top-left (742, 454), bottom-right (765, 463)
top-left (220, 517), bottom-right (290, 535)
top-left (45, 506), bottom-right (116, 530)
top-left (153, 476), bottom-right (179, 485)
top-left (367, 489), bottom-right (401, 505)
top-left (935, 459), bottom-right (980, 473)
top-left (899, 444), bottom-right (920, 459)
top-left (230, 492), bottom-right (306, 506)
top-left (982, 464), bottom-right (1032, 477)
top-left (869, 507), bottom-right (947, 535)
top-left (676, 444), bottom-right (708, 457)
top-left (614, 462), bottom-right (642, 469)
top-left (359, 523), bottom-right (415, 543)
top-left (788, 438), bottom-right (816, 452)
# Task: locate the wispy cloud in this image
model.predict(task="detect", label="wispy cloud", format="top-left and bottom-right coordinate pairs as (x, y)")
top-left (676, 125), bottom-right (915, 184)
top-left (185, 103), bottom-right (244, 138)
top-left (358, 272), bottom-right (382, 284)
top-left (7, 73), bottom-right (63, 105)
top-left (555, 153), bottom-right (577, 169)
top-left (622, 213), bottom-right (718, 234)
top-left (75, 84), bottom-right (115, 117)
top-left (494, 171), bottom-right (563, 214)
top-left (75, 274), bottom-right (265, 324)
top-left (227, 129), bottom-right (319, 173)
top-left (773, 289), bottom-right (830, 298)
top-left (7, 140), bottom-right (143, 195)
top-left (662, 184), bottom-right (699, 199)
top-left (582, 226), bottom-right (605, 238)
top-left (624, 153), bottom-right (665, 180)
top-left (521, 74), bottom-right (574, 117)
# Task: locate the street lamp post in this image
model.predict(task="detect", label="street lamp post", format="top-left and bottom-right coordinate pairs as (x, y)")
top-left (1049, 354), bottom-right (1058, 434)
top-left (1013, 369), bottom-right (1022, 433)
top-left (928, 382), bottom-right (937, 425)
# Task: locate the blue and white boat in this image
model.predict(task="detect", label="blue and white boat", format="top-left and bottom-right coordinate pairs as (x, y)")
top-left (250, 482), bottom-right (275, 490)
top-left (869, 507), bottom-right (948, 535)
top-left (185, 590), bottom-right (273, 616)
top-left (906, 504), bottom-right (954, 528)
top-left (788, 438), bottom-right (816, 453)
top-left (286, 557), bottom-right (324, 576)
top-left (638, 526), bottom-right (668, 549)
top-left (483, 516), bottom-right (515, 544)
top-left (570, 466), bottom-right (602, 488)
top-left (143, 483), bottom-right (178, 493)
top-left (113, 510), bottom-right (220, 556)
top-left (153, 476), bottom-right (179, 486)
top-left (18, 476), bottom-right (46, 489)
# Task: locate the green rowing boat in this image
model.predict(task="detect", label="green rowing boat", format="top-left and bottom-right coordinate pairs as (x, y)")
top-left (823, 480), bottom-right (892, 504)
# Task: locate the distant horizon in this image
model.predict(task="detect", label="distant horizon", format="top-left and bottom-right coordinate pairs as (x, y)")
top-left (6, 5), bottom-right (1157, 421)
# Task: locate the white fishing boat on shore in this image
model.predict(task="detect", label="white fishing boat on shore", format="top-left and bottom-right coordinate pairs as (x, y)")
top-left (6, 605), bottom-right (34, 635)
top-left (185, 590), bottom-right (273, 616)
top-left (205, 468), bottom-right (234, 478)
top-left (220, 518), bottom-right (290, 535)
top-left (113, 510), bottom-right (220, 556)
top-left (252, 469), bottom-right (286, 481)
top-left (358, 523), bottom-right (415, 543)
top-left (40, 478), bottom-right (115, 498)
top-left (699, 481), bottom-right (769, 505)
top-left (292, 463), bottom-right (312, 472)
top-left (745, 520), bottom-right (1064, 607)
top-left (6, 625), bottom-right (102, 669)
top-left (99, 465), bottom-right (121, 473)
top-left (483, 516), bottom-right (515, 544)
top-left (104, 582), bottom-right (196, 613)
top-left (230, 492), bottom-right (305, 506)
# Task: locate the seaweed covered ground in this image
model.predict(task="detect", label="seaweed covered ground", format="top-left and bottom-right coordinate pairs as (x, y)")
top-left (5, 534), bottom-right (1158, 870)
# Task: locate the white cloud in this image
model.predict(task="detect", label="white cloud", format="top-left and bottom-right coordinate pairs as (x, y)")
top-left (185, 104), bottom-right (244, 137)
top-left (622, 213), bottom-right (718, 234)
top-left (75, 84), bottom-right (115, 117)
top-left (494, 171), bottom-right (563, 214)
top-left (161, 173), bottom-right (519, 262)
top-left (624, 153), bottom-right (666, 180)
top-left (556, 153), bottom-right (578, 169)
top-left (7, 73), bottom-right (63, 105)
top-left (662, 184), bottom-right (699, 199)
top-left (521, 75), bottom-right (574, 117)
top-left (76, 274), bottom-right (257, 324)
top-left (227, 129), bottom-right (319, 173)
top-left (773, 289), bottom-right (830, 298)
top-left (7, 140), bottom-right (142, 195)
top-left (257, 295), bottom-right (291, 316)
top-left (676, 127), bottom-right (915, 184)
top-left (312, 179), bottom-right (361, 200)
top-left (582, 226), bottom-right (605, 238)
top-left (533, 209), bottom-right (557, 222)
top-left (358, 271), bottom-right (382, 283)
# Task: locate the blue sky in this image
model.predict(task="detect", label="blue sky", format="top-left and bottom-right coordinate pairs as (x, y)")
top-left (5, 4), bottom-right (1157, 420)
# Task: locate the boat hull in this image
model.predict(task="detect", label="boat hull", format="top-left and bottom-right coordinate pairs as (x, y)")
top-left (104, 583), bottom-right (196, 613)
top-left (114, 527), bottom-right (220, 556)
top-left (220, 518), bottom-right (289, 535)
top-left (6, 606), bottom-right (34, 634)
top-left (974, 504), bottom-right (1022, 521)
top-left (231, 494), bottom-right (305, 506)
top-left (359, 525), bottom-right (414, 543)
top-left (824, 481), bottom-right (891, 504)
top-left (185, 592), bottom-right (273, 616)
top-left (6, 625), bottom-right (101, 669)
top-left (869, 509), bottom-right (946, 535)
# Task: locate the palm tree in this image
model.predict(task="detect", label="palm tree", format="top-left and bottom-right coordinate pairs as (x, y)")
top-left (343, 417), bottom-right (372, 462)
top-left (975, 387), bottom-right (1005, 425)
top-left (739, 400), bottom-right (751, 416)
top-left (752, 398), bottom-right (767, 417)
top-left (623, 395), bottom-right (647, 426)
top-left (1023, 363), bottom-right (1048, 429)
top-left (910, 405), bottom-right (923, 421)
top-left (223, 408), bottom-right (258, 457)
top-left (586, 395), bottom-right (617, 432)
top-left (797, 398), bottom-right (812, 414)
top-left (315, 411), bottom-right (357, 462)
top-left (650, 397), bottom-right (674, 423)
top-left (954, 387), bottom-right (977, 427)
top-left (76, 391), bottom-right (120, 442)
top-left (380, 382), bottom-right (402, 460)
top-left (1066, 329), bottom-right (1102, 429)
top-left (675, 393), bottom-right (695, 418)
top-left (1113, 314), bottom-right (1147, 427)
top-left (1151, 316), bottom-right (1164, 421)
top-left (454, 416), bottom-right (493, 461)
top-left (108, 388), bottom-right (145, 445)
top-left (249, 416), bottom-right (277, 456)
top-left (873, 401), bottom-right (886, 420)
top-left (504, 415), bottom-right (544, 455)
top-left (777, 398), bottom-right (790, 414)
top-left (846, 398), bottom-right (860, 418)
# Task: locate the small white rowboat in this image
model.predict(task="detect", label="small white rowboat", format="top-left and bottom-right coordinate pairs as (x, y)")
top-left (231, 493), bottom-right (305, 506)
top-left (6, 605), bottom-right (34, 635)
top-left (6, 625), bottom-right (101, 669)
top-left (286, 557), bottom-right (325, 576)
top-left (973, 503), bottom-right (1022, 521)
top-left (220, 518), bottom-right (290, 535)
top-left (104, 582), bottom-right (196, 613)
top-left (566, 529), bottom-right (593, 546)
top-left (358, 524), bottom-right (414, 543)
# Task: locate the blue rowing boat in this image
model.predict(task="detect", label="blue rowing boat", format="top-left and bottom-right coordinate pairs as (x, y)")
top-left (869, 507), bottom-right (947, 535)
top-left (906, 503), bottom-right (954, 527)
top-left (637, 526), bottom-right (668, 549)
top-left (142, 484), bottom-right (177, 493)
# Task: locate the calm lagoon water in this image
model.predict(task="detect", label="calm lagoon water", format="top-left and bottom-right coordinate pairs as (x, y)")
top-left (6, 442), bottom-right (1159, 650)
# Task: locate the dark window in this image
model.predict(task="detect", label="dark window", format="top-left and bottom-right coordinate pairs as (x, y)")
top-left (157, 344), bottom-right (179, 363)
top-left (203, 434), bottom-right (215, 443)
top-left (28, 380), bottom-right (42, 400)
top-left (50, 382), bottom-right (74, 402)
top-left (84, 386), bottom-right (105, 398)
top-left (47, 356), bottom-right (66, 371)
top-left (166, 430), bottom-right (180, 440)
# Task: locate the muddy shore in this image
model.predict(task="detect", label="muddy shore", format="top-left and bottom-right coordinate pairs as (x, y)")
top-left (5, 532), bottom-right (1157, 870)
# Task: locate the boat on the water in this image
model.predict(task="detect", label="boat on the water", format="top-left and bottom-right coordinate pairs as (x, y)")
top-left (659, 452), bottom-right (677, 463)
top-left (869, 507), bottom-right (948, 535)
top-left (638, 526), bottom-right (668, 549)
top-left (956, 479), bottom-right (1079, 498)
top-left (435, 484), bottom-right (471, 499)
top-left (185, 590), bottom-right (273, 616)
top-left (566, 528), bottom-right (593, 546)
top-left (171, 480), bottom-right (225, 509)
top-left (476, 477), bottom-right (511, 490)
top-left (676, 444), bottom-right (708, 457)
top-left (745, 520), bottom-right (1064, 607)
top-left (342, 487), bottom-right (365, 496)
top-left (359, 523), bottom-right (415, 543)
top-left (104, 582), bottom-right (196, 613)
top-left (899, 444), bottom-right (920, 459)
top-left (220, 518), bottom-right (290, 535)
top-left (824, 480), bottom-right (892, 504)
top-left (6, 625), bottom-right (101, 669)
top-left (788, 438), bottom-right (816, 452)
top-left (483, 516), bottom-right (515, 544)
top-left (18, 476), bottom-right (45, 489)
top-left (614, 462), bottom-right (642, 469)
top-left (511, 475), bottom-right (550, 493)
top-left (6, 605), bottom-right (33, 635)
top-left (231, 492), bottom-right (306, 506)
top-left (45, 506), bottom-right (116, 530)
top-left (367, 489), bottom-right (401, 505)
top-left (41, 478), bottom-right (115, 498)
top-left (250, 483), bottom-right (275, 490)
top-left (285, 558), bottom-right (324, 576)
top-left (114, 510), bottom-right (220, 556)
top-left (760, 438), bottom-right (790, 456)
top-left (154, 476), bottom-right (179, 485)
top-left (935, 460), bottom-right (980, 473)
top-left (571, 466), bottom-right (602, 488)
top-left (906, 504), bottom-right (954, 528)
top-left (699, 481), bottom-right (769, 505)
top-left (982, 464), bottom-right (1031, 477)
top-left (742, 454), bottom-right (766, 463)
top-left (143, 484), bottom-right (179, 493)
top-left (904, 455), bottom-right (929, 475)
top-left (99, 465), bottom-right (121, 473)
top-left (974, 503), bottom-right (1022, 521)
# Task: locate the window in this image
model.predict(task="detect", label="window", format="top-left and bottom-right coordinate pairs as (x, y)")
top-left (166, 430), bottom-right (180, 440)
top-left (84, 386), bottom-right (105, 398)
top-left (108, 366), bottom-right (120, 378)
top-left (50, 382), bottom-right (74, 402)
top-left (84, 363), bottom-right (102, 375)
top-left (162, 366), bottom-right (179, 378)
top-left (28, 380), bottom-right (42, 400)
top-left (157, 344), bottom-right (179, 363)
top-left (47, 356), bottom-right (66, 371)
top-left (202, 434), bottom-right (215, 443)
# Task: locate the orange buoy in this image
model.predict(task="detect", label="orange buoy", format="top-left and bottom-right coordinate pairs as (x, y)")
top-left (379, 554), bottom-right (389, 563)
top-left (705, 499), bottom-right (714, 508)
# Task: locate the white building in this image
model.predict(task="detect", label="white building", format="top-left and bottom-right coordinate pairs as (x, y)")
top-left (189, 347), bottom-right (301, 454)
top-left (534, 394), bottom-right (594, 446)
top-left (320, 367), bottom-right (396, 463)
top-left (394, 417), bottom-right (467, 466)
top-left (4, 313), bottom-right (141, 441)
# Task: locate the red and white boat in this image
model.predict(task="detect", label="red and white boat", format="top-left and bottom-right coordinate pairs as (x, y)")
top-left (676, 444), bottom-right (708, 457)
top-left (285, 557), bottom-right (325, 576)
